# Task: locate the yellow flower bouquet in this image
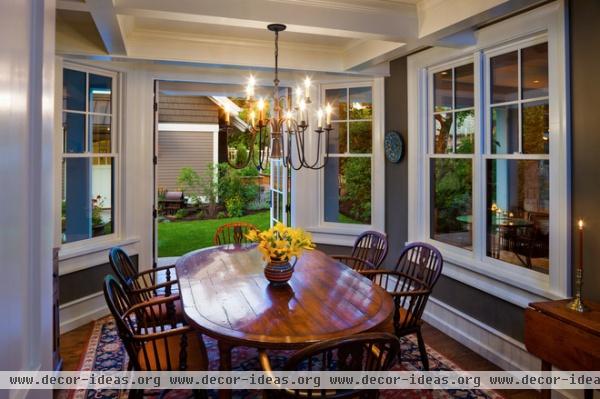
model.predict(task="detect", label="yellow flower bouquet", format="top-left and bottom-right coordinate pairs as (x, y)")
top-left (246, 222), bottom-right (315, 262)
top-left (246, 222), bottom-right (315, 285)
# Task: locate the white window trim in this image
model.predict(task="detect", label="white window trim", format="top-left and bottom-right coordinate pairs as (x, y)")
top-left (407, 1), bottom-right (570, 306)
top-left (301, 78), bottom-right (385, 246)
top-left (55, 60), bottom-right (126, 261)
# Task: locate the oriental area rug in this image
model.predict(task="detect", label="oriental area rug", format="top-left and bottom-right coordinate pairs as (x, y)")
top-left (65, 317), bottom-right (504, 399)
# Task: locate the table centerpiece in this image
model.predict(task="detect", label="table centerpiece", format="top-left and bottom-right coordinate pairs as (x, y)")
top-left (246, 222), bottom-right (315, 285)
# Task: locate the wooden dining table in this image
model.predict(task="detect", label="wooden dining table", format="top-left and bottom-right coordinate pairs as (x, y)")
top-left (175, 243), bottom-right (394, 388)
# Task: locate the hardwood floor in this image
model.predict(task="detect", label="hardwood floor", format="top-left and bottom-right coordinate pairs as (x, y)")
top-left (60, 320), bottom-right (538, 398)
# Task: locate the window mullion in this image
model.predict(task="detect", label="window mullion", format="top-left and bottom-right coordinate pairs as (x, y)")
top-left (85, 72), bottom-right (89, 153)
top-left (474, 51), bottom-right (485, 262)
top-left (517, 49), bottom-right (523, 154)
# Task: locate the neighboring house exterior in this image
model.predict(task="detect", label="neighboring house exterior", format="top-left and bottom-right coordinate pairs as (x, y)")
top-left (156, 95), bottom-right (220, 196)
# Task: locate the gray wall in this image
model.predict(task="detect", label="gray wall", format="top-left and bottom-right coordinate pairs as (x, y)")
top-left (383, 56), bottom-right (410, 268)
top-left (59, 255), bottom-right (138, 305)
top-left (569, 0), bottom-right (600, 303)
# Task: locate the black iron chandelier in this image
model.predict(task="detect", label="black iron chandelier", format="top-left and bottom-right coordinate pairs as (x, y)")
top-left (221, 23), bottom-right (333, 171)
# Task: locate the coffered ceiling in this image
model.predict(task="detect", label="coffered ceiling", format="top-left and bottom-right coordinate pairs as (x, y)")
top-left (56, 0), bottom-right (545, 75)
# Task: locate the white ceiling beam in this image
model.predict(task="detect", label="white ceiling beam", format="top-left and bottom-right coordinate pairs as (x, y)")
top-left (343, 40), bottom-right (406, 71)
top-left (86, 0), bottom-right (128, 55)
top-left (113, 0), bottom-right (418, 42)
top-left (56, 0), bottom-right (90, 12)
top-left (417, 0), bottom-right (545, 41)
top-left (124, 30), bottom-right (347, 73)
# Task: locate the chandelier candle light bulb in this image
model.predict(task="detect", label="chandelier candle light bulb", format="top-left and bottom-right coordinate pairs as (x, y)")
top-left (258, 98), bottom-right (265, 121)
top-left (325, 103), bottom-right (332, 126)
top-left (223, 103), bottom-right (230, 124)
top-left (304, 77), bottom-right (311, 100)
top-left (317, 108), bottom-right (323, 129)
top-left (299, 99), bottom-right (306, 123)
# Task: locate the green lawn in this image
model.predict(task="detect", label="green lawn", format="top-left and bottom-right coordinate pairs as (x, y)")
top-left (158, 210), bottom-right (270, 257)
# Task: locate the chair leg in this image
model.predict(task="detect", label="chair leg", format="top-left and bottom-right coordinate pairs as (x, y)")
top-left (416, 329), bottom-right (429, 371)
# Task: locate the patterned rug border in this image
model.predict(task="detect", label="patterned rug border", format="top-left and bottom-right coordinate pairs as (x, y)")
top-left (68, 316), bottom-right (507, 399)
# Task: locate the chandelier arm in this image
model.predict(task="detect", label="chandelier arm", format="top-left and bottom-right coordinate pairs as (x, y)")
top-left (311, 128), bottom-right (331, 170)
top-left (290, 126), bottom-right (307, 170)
top-left (300, 126), bottom-right (313, 167)
top-left (308, 131), bottom-right (324, 169)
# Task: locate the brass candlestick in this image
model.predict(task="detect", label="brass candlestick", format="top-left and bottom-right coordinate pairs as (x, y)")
top-left (567, 268), bottom-right (589, 312)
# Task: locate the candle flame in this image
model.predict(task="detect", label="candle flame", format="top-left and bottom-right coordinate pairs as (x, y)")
top-left (257, 98), bottom-right (265, 110)
top-left (578, 219), bottom-right (584, 229)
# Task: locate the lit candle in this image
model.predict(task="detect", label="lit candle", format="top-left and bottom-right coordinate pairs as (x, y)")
top-left (295, 86), bottom-right (303, 106)
top-left (304, 77), bottom-right (311, 99)
top-left (317, 108), bottom-right (323, 129)
top-left (246, 76), bottom-right (255, 98)
top-left (249, 110), bottom-right (256, 128)
top-left (578, 219), bottom-right (584, 270)
top-left (299, 99), bottom-right (306, 123)
top-left (223, 103), bottom-right (230, 124)
top-left (257, 98), bottom-right (265, 121)
top-left (285, 110), bottom-right (293, 130)
top-left (325, 103), bottom-right (332, 126)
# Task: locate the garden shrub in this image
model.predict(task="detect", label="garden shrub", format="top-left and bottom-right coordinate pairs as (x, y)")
top-left (341, 157), bottom-right (371, 223)
top-left (225, 196), bottom-right (244, 217)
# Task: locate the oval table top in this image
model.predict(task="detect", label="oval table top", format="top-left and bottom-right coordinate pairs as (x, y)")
top-left (175, 244), bottom-right (394, 350)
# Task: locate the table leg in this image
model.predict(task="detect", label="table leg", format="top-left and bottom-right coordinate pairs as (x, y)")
top-left (541, 360), bottom-right (551, 399)
top-left (218, 341), bottom-right (233, 399)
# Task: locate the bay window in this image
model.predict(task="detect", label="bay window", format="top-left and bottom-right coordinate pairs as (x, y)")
top-left (408, 2), bottom-right (568, 300)
top-left (61, 65), bottom-right (118, 245)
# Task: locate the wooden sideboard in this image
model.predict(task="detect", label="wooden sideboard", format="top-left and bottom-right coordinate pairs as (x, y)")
top-left (525, 299), bottom-right (600, 399)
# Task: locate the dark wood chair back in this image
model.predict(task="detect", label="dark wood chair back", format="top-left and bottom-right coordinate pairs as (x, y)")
top-left (213, 222), bottom-right (258, 245)
top-left (394, 242), bottom-right (443, 289)
top-left (280, 332), bottom-right (400, 398)
top-left (103, 275), bottom-right (207, 372)
top-left (109, 247), bottom-right (177, 304)
top-left (366, 270), bottom-right (431, 332)
top-left (351, 231), bottom-right (388, 268)
top-left (109, 247), bottom-right (151, 302)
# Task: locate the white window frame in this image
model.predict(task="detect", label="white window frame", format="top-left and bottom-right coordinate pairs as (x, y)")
top-left (55, 61), bottom-right (123, 258)
top-left (407, 1), bottom-right (570, 306)
top-left (301, 78), bottom-right (385, 246)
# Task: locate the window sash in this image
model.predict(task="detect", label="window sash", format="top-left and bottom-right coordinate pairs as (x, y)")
top-left (60, 63), bottom-right (119, 247)
top-left (426, 38), bottom-right (552, 273)
top-left (321, 82), bottom-right (374, 228)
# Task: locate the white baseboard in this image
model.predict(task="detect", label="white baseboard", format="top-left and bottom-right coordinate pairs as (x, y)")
top-left (423, 297), bottom-right (586, 399)
top-left (59, 291), bottom-right (109, 334)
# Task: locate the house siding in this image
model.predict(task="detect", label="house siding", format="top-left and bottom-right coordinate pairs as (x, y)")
top-left (158, 95), bottom-right (219, 124)
top-left (156, 130), bottom-right (215, 194)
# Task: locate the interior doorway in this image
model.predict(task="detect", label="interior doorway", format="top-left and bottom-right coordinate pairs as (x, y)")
top-left (152, 80), bottom-right (289, 265)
